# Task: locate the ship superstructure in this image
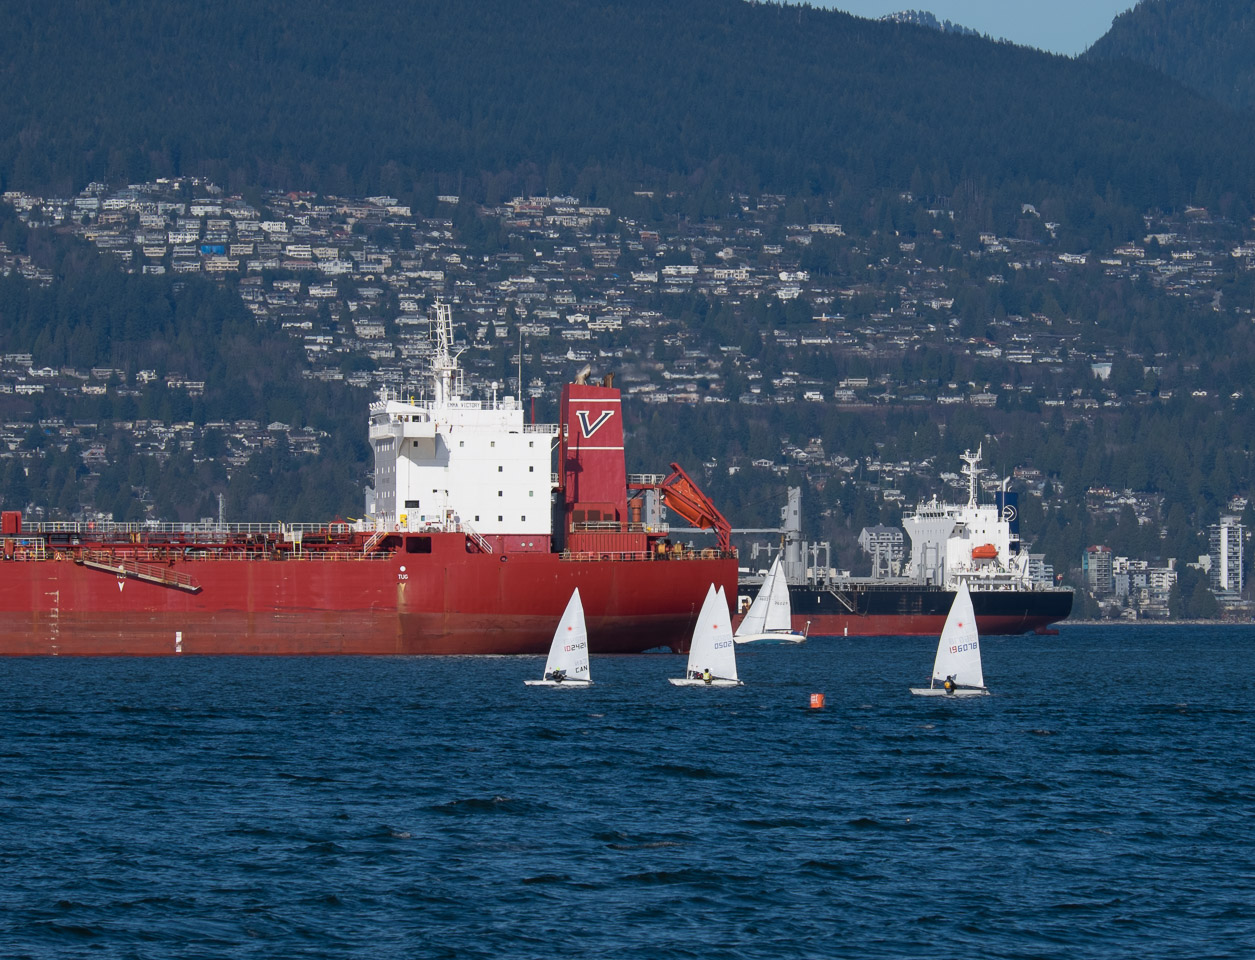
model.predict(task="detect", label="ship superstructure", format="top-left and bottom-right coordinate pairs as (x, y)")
top-left (901, 447), bottom-right (1032, 590)
top-left (369, 303), bottom-right (556, 538)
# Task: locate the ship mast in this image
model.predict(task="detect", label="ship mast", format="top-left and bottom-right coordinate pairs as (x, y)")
top-left (431, 300), bottom-right (463, 407)
top-left (961, 445), bottom-right (983, 507)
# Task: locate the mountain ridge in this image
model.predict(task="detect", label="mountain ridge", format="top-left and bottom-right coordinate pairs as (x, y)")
top-left (1088, 0), bottom-right (1255, 112)
top-left (1, 0), bottom-right (1252, 216)
top-left (878, 9), bottom-right (979, 38)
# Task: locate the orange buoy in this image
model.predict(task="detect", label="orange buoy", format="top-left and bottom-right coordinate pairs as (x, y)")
top-left (809, 693), bottom-right (825, 709)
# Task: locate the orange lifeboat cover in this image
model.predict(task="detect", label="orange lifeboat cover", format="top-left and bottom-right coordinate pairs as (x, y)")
top-left (971, 543), bottom-right (998, 560)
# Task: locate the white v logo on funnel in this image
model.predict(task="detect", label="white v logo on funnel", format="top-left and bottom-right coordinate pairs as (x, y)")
top-left (576, 410), bottom-right (614, 438)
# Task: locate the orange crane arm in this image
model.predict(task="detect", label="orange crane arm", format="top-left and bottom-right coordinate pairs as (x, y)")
top-left (658, 462), bottom-right (732, 552)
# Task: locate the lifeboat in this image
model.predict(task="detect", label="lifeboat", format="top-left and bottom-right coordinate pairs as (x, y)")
top-left (971, 544), bottom-right (998, 560)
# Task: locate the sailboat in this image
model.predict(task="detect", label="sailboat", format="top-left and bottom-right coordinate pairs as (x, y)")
top-left (910, 581), bottom-right (989, 697)
top-left (524, 588), bottom-right (593, 687)
top-left (733, 555), bottom-right (808, 644)
top-left (669, 584), bottom-right (743, 687)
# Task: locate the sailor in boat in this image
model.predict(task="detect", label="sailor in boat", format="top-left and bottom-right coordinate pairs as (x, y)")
top-left (548, 668), bottom-right (567, 683)
top-left (942, 675), bottom-right (956, 694)
top-left (703, 668), bottom-right (713, 685)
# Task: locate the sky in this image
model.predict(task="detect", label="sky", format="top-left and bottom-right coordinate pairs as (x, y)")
top-left (816, 1), bottom-right (1138, 57)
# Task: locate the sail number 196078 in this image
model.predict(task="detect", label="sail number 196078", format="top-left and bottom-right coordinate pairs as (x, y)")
top-left (949, 641), bottom-right (978, 654)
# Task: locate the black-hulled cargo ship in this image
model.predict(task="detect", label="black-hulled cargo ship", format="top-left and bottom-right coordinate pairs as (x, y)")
top-left (738, 449), bottom-right (1072, 637)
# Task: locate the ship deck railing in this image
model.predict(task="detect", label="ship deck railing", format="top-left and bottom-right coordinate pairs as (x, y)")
top-left (562, 548), bottom-right (735, 562)
top-left (3, 538), bottom-right (48, 561)
top-left (25, 520), bottom-right (367, 537)
top-left (810, 577), bottom-right (1068, 593)
top-left (570, 520), bottom-right (668, 534)
top-left (24, 543), bottom-right (395, 563)
top-left (172, 549), bottom-right (394, 561)
top-left (462, 523), bottom-right (493, 554)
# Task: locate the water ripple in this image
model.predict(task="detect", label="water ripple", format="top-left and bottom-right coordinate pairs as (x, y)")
top-left (0, 626), bottom-right (1252, 959)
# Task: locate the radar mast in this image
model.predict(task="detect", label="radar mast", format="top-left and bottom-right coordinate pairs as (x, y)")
top-left (430, 300), bottom-right (463, 407)
top-left (961, 446), bottom-right (983, 507)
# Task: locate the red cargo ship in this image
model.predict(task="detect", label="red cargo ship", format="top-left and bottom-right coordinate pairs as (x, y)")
top-left (0, 304), bottom-right (737, 656)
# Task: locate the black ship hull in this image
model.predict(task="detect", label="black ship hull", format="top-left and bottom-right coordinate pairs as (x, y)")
top-left (783, 581), bottom-right (1073, 636)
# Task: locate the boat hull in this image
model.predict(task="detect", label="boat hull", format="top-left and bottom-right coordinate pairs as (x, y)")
top-left (786, 582), bottom-right (1073, 637)
top-left (733, 631), bottom-right (805, 645)
top-left (909, 687), bottom-right (990, 697)
top-left (668, 678), bottom-right (743, 687)
top-left (0, 540), bottom-right (736, 656)
top-left (523, 679), bottom-right (593, 687)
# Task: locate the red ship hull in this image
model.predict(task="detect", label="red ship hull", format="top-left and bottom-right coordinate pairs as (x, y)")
top-left (0, 534), bottom-right (737, 656)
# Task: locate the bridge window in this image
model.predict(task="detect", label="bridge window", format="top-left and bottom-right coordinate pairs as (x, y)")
top-left (405, 537), bottom-right (432, 554)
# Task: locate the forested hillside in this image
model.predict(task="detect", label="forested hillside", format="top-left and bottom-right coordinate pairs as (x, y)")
top-left (3, 0), bottom-right (1254, 222)
top-left (1088, 0), bottom-right (1255, 112)
top-left (0, 204), bottom-right (369, 522)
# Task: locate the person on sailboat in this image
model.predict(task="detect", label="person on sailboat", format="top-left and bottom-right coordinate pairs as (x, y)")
top-left (702, 668), bottom-right (713, 685)
top-left (549, 668), bottom-right (567, 683)
top-left (942, 675), bottom-right (956, 694)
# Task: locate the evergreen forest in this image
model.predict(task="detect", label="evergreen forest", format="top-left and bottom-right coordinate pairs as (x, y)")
top-left (3, 0), bottom-right (1255, 223)
top-left (1088, 0), bottom-right (1255, 113)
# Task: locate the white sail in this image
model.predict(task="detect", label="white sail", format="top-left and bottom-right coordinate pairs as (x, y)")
top-left (672, 584), bottom-right (740, 685)
top-left (762, 556), bottom-right (793, 632)
top-left (734, 556), bottom-right (805, 644)
top-left (526, 588), bottom-right (591, 685)
top-left (930, 581), bottom-right (983, 688)
top-left (735, 559), bottom-right (775, 637)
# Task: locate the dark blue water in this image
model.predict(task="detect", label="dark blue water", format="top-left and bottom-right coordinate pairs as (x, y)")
top-left (2, 625), bottom-right (1253, 959)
